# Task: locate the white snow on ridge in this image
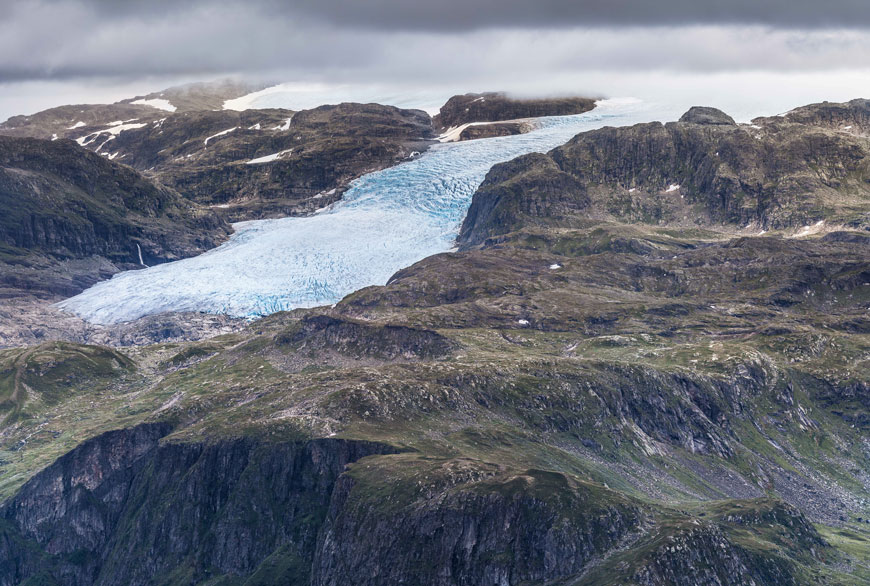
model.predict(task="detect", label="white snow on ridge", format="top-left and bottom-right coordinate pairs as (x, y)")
top-left (75, 122), bottom-right (147, 146)
top-left (58, 98), bottom-right (672, 325)
top-left (67, 121), bottom-right (86, 129)
top-left (246, 149), bottom-right (293, 164)
top-left (132, 98), bottom-right (177, 112)
top-left (223, 82), bottom-right (450, 115)
top-left (204, 127), bottom-right (238, 145)
top-left (273, 117), bottom-right (293, 131)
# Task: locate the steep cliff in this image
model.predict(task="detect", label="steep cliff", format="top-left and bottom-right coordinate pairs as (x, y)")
top-left (0, 136), bottom-right (229, 297)
top-left (0, 424), bottom-right (398, 586)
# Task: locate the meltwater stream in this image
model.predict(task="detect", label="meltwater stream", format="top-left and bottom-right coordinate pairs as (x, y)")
top-left (59, 98), bottom-right (675, 324)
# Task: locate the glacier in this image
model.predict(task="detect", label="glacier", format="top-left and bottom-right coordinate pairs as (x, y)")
top-left (58, 98), bottom-right (682, 325)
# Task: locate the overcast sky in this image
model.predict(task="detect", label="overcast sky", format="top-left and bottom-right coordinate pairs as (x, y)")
top-left (2, 0), bottom-right (870, 119)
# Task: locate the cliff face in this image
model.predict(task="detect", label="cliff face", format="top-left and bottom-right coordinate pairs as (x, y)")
top-left (0, 137), bottom-right (227, 260)
top-left (0, 424), bottom-right (399, 586)
top-left (0, 136), bottom-right (229, 297)
top-left (0, 424), bottom-right (833, 586)
top-left (313, 463), bottom-right (644, 586)
top-left (459, 106), bottom-right (870, 246)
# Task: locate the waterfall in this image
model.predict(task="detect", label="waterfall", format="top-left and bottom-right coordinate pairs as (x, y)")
top-left (136, 243), bottom-right (148, 267)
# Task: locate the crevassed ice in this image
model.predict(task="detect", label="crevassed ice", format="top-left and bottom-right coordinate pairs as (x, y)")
top-left (58, 98), bottom-right (675, 325)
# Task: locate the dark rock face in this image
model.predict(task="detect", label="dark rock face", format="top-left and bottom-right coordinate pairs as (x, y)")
top-left (0, 425), bottom-right (398, 586)
top-left (457, 120), bottom-right (533, 140)
top-left (459, 107), bottom-right (870, 245)
top-left (679, 106), bottom-right (737, 125)
top-left (459, 152), bottom-right (589, 245)
top-left (0, 136), bottom-right (230, 297)
top-left (0, 137), bottom-right (227, 261)
top-left (313, 465), bottom-right (643, 586)
top-left (434, 92), bottom-right (596, 130)
top-left (278, 314), bottom-right (455, 360)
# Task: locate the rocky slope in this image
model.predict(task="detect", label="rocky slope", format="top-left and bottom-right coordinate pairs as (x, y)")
top-left (3, 97), bottom-right (434, 221)
top-left (459, 106), bottom-right (870, 246)
top-left (106, 102), bottom-right (433, 220)
top-left (0, 79), bottom-right (261, 141)
top-left (0, 136), bottom-right (229, 299)
top-left (0, 101), bottom-right (867, 585)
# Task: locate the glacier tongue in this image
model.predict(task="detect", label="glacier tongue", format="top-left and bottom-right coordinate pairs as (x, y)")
top-left (58, 98), bottom-right (667, 325)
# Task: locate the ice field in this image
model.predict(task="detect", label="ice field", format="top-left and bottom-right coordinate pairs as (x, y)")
top-left (58, 98), bottom-right (687, 324)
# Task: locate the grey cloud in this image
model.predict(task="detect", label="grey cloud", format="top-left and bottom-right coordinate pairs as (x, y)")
top-left (2, 0), bottom-right (870, 101)
top-left (29, 0), bottom-right (870, 30)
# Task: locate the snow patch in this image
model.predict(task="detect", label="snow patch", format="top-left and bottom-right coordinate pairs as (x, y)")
top-left (204, 127), bottom-right (238, 145)
top-left (67, 121), bottom-right (86, 129)
top-left (246, 149), bottom-right (293, 164)
top-left (665, 184), bottom-right (680, 193)
top-left (132, 98), bottom-right (177, 112)
top-left (272, 117), bottom-right (293, 131)
top-left (791, 220), bottom-right (826, 238)
top-left (75, 122), bottom-right (146, 146)
top-left (549, 263), bottom-right (562, 270)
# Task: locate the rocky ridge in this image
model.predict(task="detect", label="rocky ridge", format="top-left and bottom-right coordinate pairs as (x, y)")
top-left (459, 105), bottom-right (870, 246)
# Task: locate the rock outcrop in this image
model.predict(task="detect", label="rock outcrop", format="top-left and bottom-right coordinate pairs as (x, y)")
top-left (434, 92), bottom-right (596, 131)
top-left (678, 106), bottom-right (737, 125)
top-left (459, 104), bottom-right (870, 245)
top-left (0, 425), bottom-right (398, 586)
top-left (0, 136), bottom-right (229, 297)
top-left (4, 101), bottom-right (434, 222)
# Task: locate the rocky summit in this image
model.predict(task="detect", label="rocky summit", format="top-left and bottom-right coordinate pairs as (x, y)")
top-left (0, 97), bottom-right (867, 586)
top-left (434, 92), bottom-right (598, 141)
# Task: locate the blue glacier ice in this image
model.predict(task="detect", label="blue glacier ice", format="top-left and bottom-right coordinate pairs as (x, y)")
top-left (58, 98), bottom-right (684, 324)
